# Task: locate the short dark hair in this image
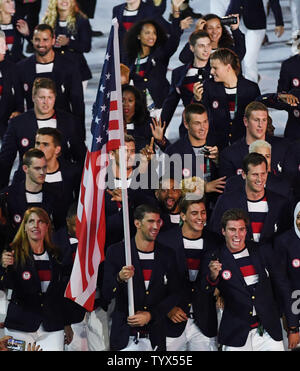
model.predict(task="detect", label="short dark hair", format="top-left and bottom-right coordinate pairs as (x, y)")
top-left (134, 204), bottom-right (161, 221)
top-left (23, 148), bottom-right (45, 167)
top-left (184, 103), bottom-right (207, 125)
top-left (189, 30), bottom-right (210, 47)
top-left (36, 127), bottom-right (62, 147)
top-left (179, 197), bottom-right (206, 215)
top-left (33, 77), bottom-right (57, 97)
top-left (34, 23), bottom-right (55, 38)
top-left (221, 208), bottom-right (249, 230)
top-left (242, 152), bottom-right (268, 175)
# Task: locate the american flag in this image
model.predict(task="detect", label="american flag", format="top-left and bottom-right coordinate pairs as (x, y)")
top-left (65, 19), bottom-right (123, 311)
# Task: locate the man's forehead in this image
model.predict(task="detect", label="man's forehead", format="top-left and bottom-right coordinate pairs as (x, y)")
top-left (143, 212), bottom-right (161, 220)
top-left (33, 30), bottom-right (53, 38)
top-left (249, 110), bottom-right (268, 119)
top-left (226, 219), bottom-right (246, 228)
top-left (30, 157), bottom-right (46, 166)
top-left (36, 134), bottom-right (54, 144)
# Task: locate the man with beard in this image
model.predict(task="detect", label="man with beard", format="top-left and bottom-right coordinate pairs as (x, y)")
top-left (15, 24), bottom-right (85, 139)
top-left (154, 177), bottom-right (183, 232)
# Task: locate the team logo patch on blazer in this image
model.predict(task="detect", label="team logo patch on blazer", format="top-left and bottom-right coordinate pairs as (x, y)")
top-left (22, 271), bottom-right (31, 280)
top-left (292, 78), bottom-right (300, 87)
top-left (292, 259), bottom-right (300, 268)
top-left (294, 109), bottom-right (300, 118)
top-left (13, 214), bottom-right (21, 223)
top-left (212, 100), bottom-right (219, 109)
top-left (222, 270), bottom-right (232, 280)
top-left (21, 138), bottom-right (29, 147)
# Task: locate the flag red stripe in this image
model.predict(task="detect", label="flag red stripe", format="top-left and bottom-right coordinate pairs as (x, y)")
top-left (109, 119), bottom-right (119, 130)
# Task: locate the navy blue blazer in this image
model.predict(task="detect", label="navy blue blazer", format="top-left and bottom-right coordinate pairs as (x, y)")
top-left (157, 226), bottom-right (223, 338)
top-left (219, 136), bottom-right (298, 181)
top-left (0, 59), bottom-right (23, 138)
top-left (15, 53), bottom-right (85, 138)
top-left (112, 0), bottom-right (169, 63)
top-left (200, 241), bottom-right (298, 347)
top-left (277, 55), bottom-right (300, 94)
top-left (198, 75), bottom-right (260, 150)
top-left (0, 108), bottom-right (86, 190)
top-left (160, 62), bottom-right (211, 130)
top-left (0, 248), bottom-right (75, 332)
top-left (102, 237), bottom-right (181, 351)
top-left (209, 188), bottom-right (292, 244)
top-left (257, 90), bottom-right (300, 140)
top-left (127, 18), bottom-right (182, 109)
top-left (274, 229), bottom-right (300, 300)
top-left (226, 0), bottom-right (284, 30)
top-left (54, 14), bottom-right (92, 81)
top-left (164, 133), bottom-right (219, 180)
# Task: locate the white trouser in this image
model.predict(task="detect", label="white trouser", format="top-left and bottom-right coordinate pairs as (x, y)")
top-left (210, 0), bottom-right (230, 17)
top-left (86, 307), bottom-right (110, 351)
top-left (5, 325), bottom-right (65, 351)
top-left (223, 328), bottom-right (285, 351)
top-left (65, 318), bottom-right (89, 351)
top-left (166, 318), bottom-right (218, 351)
top-left (240, 0), bottom-right (268, 83)
top-left (121, 336), bottom-right (154, 351)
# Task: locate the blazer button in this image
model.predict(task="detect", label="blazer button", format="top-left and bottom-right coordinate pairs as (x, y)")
top-left (144, 306), bottom-right (148, 310)
top-left (113, 287), bottom-right (117, 292)
top-left (191, 288), bottom-right (195, 292)
top-left (229, 122), bottom-right (232, 126)
top-left (144, 78), bottom-right (148, 82)
top-left (249, 311), bottom-right (252, 315)
top-left (145, 291), bottom-right (149, 295)
top-left (188, 303), bottom-right (192, 307)
top-left (229, 133), bottom-right (232, 137)
top-left (252, 296), bottom-right (255, 300)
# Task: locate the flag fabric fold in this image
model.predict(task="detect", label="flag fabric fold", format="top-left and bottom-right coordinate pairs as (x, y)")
top-left (65, 19), bottom-right (122, 311)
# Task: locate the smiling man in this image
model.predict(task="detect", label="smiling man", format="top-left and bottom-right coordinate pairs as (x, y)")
top-left (157, 197), bottom-right (222, 351)
top-left (209, 152), bottom-right (292, 244)
top-left (219, 101), bottom-right (298, 180)
top-left (202, 208), bottom-right (299, 351)
top-left (102, 204), bottom-right (181, 351)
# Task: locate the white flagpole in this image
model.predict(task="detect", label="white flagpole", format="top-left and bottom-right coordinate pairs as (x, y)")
top-left (112, 18), bottom-right (135, 317)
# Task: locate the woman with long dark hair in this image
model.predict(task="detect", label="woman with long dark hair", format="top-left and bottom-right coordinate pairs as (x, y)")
top-left (0, 207), bottom-right (74, 351)
top-left (122, 84), bottom-right (152, 152)
top-left (179, 13), bottom-right (246, 65)
top-left (124, 0), bottom-right (184, 117)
